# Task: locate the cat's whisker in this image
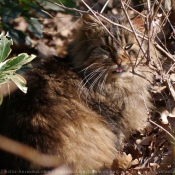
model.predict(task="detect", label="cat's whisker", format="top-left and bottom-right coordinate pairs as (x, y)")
top-left (83, 63), bottom-right (101, 76)
top-left (78, 69), bottom-right (101, 97)
top-left (97, 72), bottom-right (109, 113)
top-left (100, 72), bottom-right (108, 93)
top-left (97, 78), bottom-right (103, 114)
top-left (78, 67), bottom-right (104, 99)
top-left (85, 69), bottom-right (108, 104)
top-left (97, 66), bottom-right (110, 94)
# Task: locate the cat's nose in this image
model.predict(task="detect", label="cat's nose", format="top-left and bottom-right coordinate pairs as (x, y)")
top-left (115, 58), bottom-right (122, 65)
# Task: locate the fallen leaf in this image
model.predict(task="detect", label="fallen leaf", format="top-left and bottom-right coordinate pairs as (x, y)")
top-left (112, 152), bottom-right (133, 170)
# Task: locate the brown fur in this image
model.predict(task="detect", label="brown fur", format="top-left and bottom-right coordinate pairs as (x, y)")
top-left (0, 14), bottom-right (161, 174)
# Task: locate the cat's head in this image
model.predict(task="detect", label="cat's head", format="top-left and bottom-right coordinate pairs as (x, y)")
top-left (69, 14), bottom-right (157, 87)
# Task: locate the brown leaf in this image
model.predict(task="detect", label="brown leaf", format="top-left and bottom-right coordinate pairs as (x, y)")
top-left (112, 152), bottom-right (133, 170)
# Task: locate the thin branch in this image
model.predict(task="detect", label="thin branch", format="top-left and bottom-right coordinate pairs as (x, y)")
top-left (0, 135), bottom-right (63, 168)
top-left (100, 0), bottom-right (111, 14)
top-left (149, 119), bottom-right (175, 141)
top-left (147, 0), bottom-right (151, 12)
top-left (120, 0), bottom-right (148, 74)
top-left (166, 77), bottom-right (175, 101)
top-left (97, 13), bottom-right (133, 33)
top-left (120, 0), bottom-right (147, 58)
top-left (155, 43), bottom-right (175, 62)
top-left (123, 1), bottom-right (146, 18)
top-left (153, 0), bottom-right (164, 20)
top-left (146, 0), bottom-right (153, 62)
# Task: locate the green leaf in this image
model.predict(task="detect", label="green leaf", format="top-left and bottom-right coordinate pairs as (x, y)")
top-left (19, 54), bottom-right (36, 65)
top-left (44, 1), bottom-right (62, 11)
top-left (2, 23), bottom-right (31, 46)
top-left (26, 18), bottom-right (43, 38)
top-left (43, 1), bottom-right (62, 11)
top-left (48, 0), bottom-right (76, 14)
top-left (0, 33), bottom-right (36, 103)
top-left (36, 0), bottom-right (76, 11)
top-left (2, 1), bottom-right (23, 23)
top-left (0, 54), bottom-right (26, 72)
top-left (27, 3), bottom-right (49, 18)
top-left (45, 0), bottom-right (76, 8)
top-left (8, 27), bottom-right (31, 46)
top-left (0, 53), bottom-right (36, 72)
top-left (10, 74), bottom-right (27, 93)
top-left (0, 34), bottom-right (13, 63)
top-left (19, 0), bottom-right (28, 3)
top-left (58, 0), bottom-right (76, 8)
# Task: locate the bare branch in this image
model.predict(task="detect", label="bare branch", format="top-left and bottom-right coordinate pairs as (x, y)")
top-left (122, 1), bottom-right (146, 18)
top-left (120, 0), bottom-right (147, 59)
top-left (0, 135), bottom-right (63, 168)
top-left (149, 119), bottom-right (175, 141)
top-left (155, 43), bottom-right (175, 62)
top-left (166, 77), bottom-right (175, 101)
top-left (100, 0), bottom-right (111, 14)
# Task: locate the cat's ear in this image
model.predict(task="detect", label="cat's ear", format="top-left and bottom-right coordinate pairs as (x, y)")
top-left (81, 14), bottom-right (99, 37)
top-left (82, 14), bottom-right (100, 25)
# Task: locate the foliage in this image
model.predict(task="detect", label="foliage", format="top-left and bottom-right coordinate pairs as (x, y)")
top-left (0, 0), bottom-right (76, 46)
top-left (0, 33), bottom-right (36, 104)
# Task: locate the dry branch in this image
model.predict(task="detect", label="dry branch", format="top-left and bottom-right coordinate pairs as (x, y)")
top-left (0, 135), bottom-right (63, 168)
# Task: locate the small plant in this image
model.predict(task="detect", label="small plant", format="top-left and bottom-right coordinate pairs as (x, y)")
top-left (0, 33), bottom-right (36, 104)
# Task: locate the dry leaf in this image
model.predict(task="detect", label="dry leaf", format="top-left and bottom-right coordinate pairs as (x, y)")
top-left (112, 152), bottom-right (133, 170)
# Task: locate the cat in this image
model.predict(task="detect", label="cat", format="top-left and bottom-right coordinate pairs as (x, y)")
top-left (0, 14), bottom-right (161, 174)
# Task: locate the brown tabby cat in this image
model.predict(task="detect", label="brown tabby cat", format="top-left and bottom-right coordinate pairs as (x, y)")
top-left (0, 14), bottom-right (161, 174)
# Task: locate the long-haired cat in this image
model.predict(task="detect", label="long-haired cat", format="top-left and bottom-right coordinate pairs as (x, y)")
top-left (0, 14), bottom-right (161, 174)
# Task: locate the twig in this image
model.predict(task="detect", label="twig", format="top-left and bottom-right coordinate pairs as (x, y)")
top-left (46, 0), bottom-right (149, 43)
top-left (167, 77), bottom-right (175, 101)
top-left (100, 0), bottom-right (111, 14)
top-left (149, 119), bottom-right (175, 141)
top-left (120, 0), bottom-right (148, 73)
top-left (0, 135), bottom-right (62, 168)
top-left (166, 62), bottom-right (175, 75)
top-left (155, 0), bottom-right (175, 34)
top-left (147, 0), bottom-right (151, 12)
top-left (155, 43), bottom-right (175, 62)
top-left (153, 0), bottom-right (164, 20)
top-left (146, 0), bottom-right (153, 61)
top-left (122, 1), bottom-right (146, 18)
top-left (97, 13), bottom-right (133, 33)
top-left (120, 0), bottom-right (146, 57)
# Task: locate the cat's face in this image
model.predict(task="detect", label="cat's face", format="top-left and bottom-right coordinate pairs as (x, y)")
top-left (69, 14), bottom-right (150, 87)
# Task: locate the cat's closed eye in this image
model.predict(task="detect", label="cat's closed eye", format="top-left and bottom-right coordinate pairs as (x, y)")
top-left (124, 44), bottom-right (133, 50)
top-left (101, 45), bottom-right (111, 52)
